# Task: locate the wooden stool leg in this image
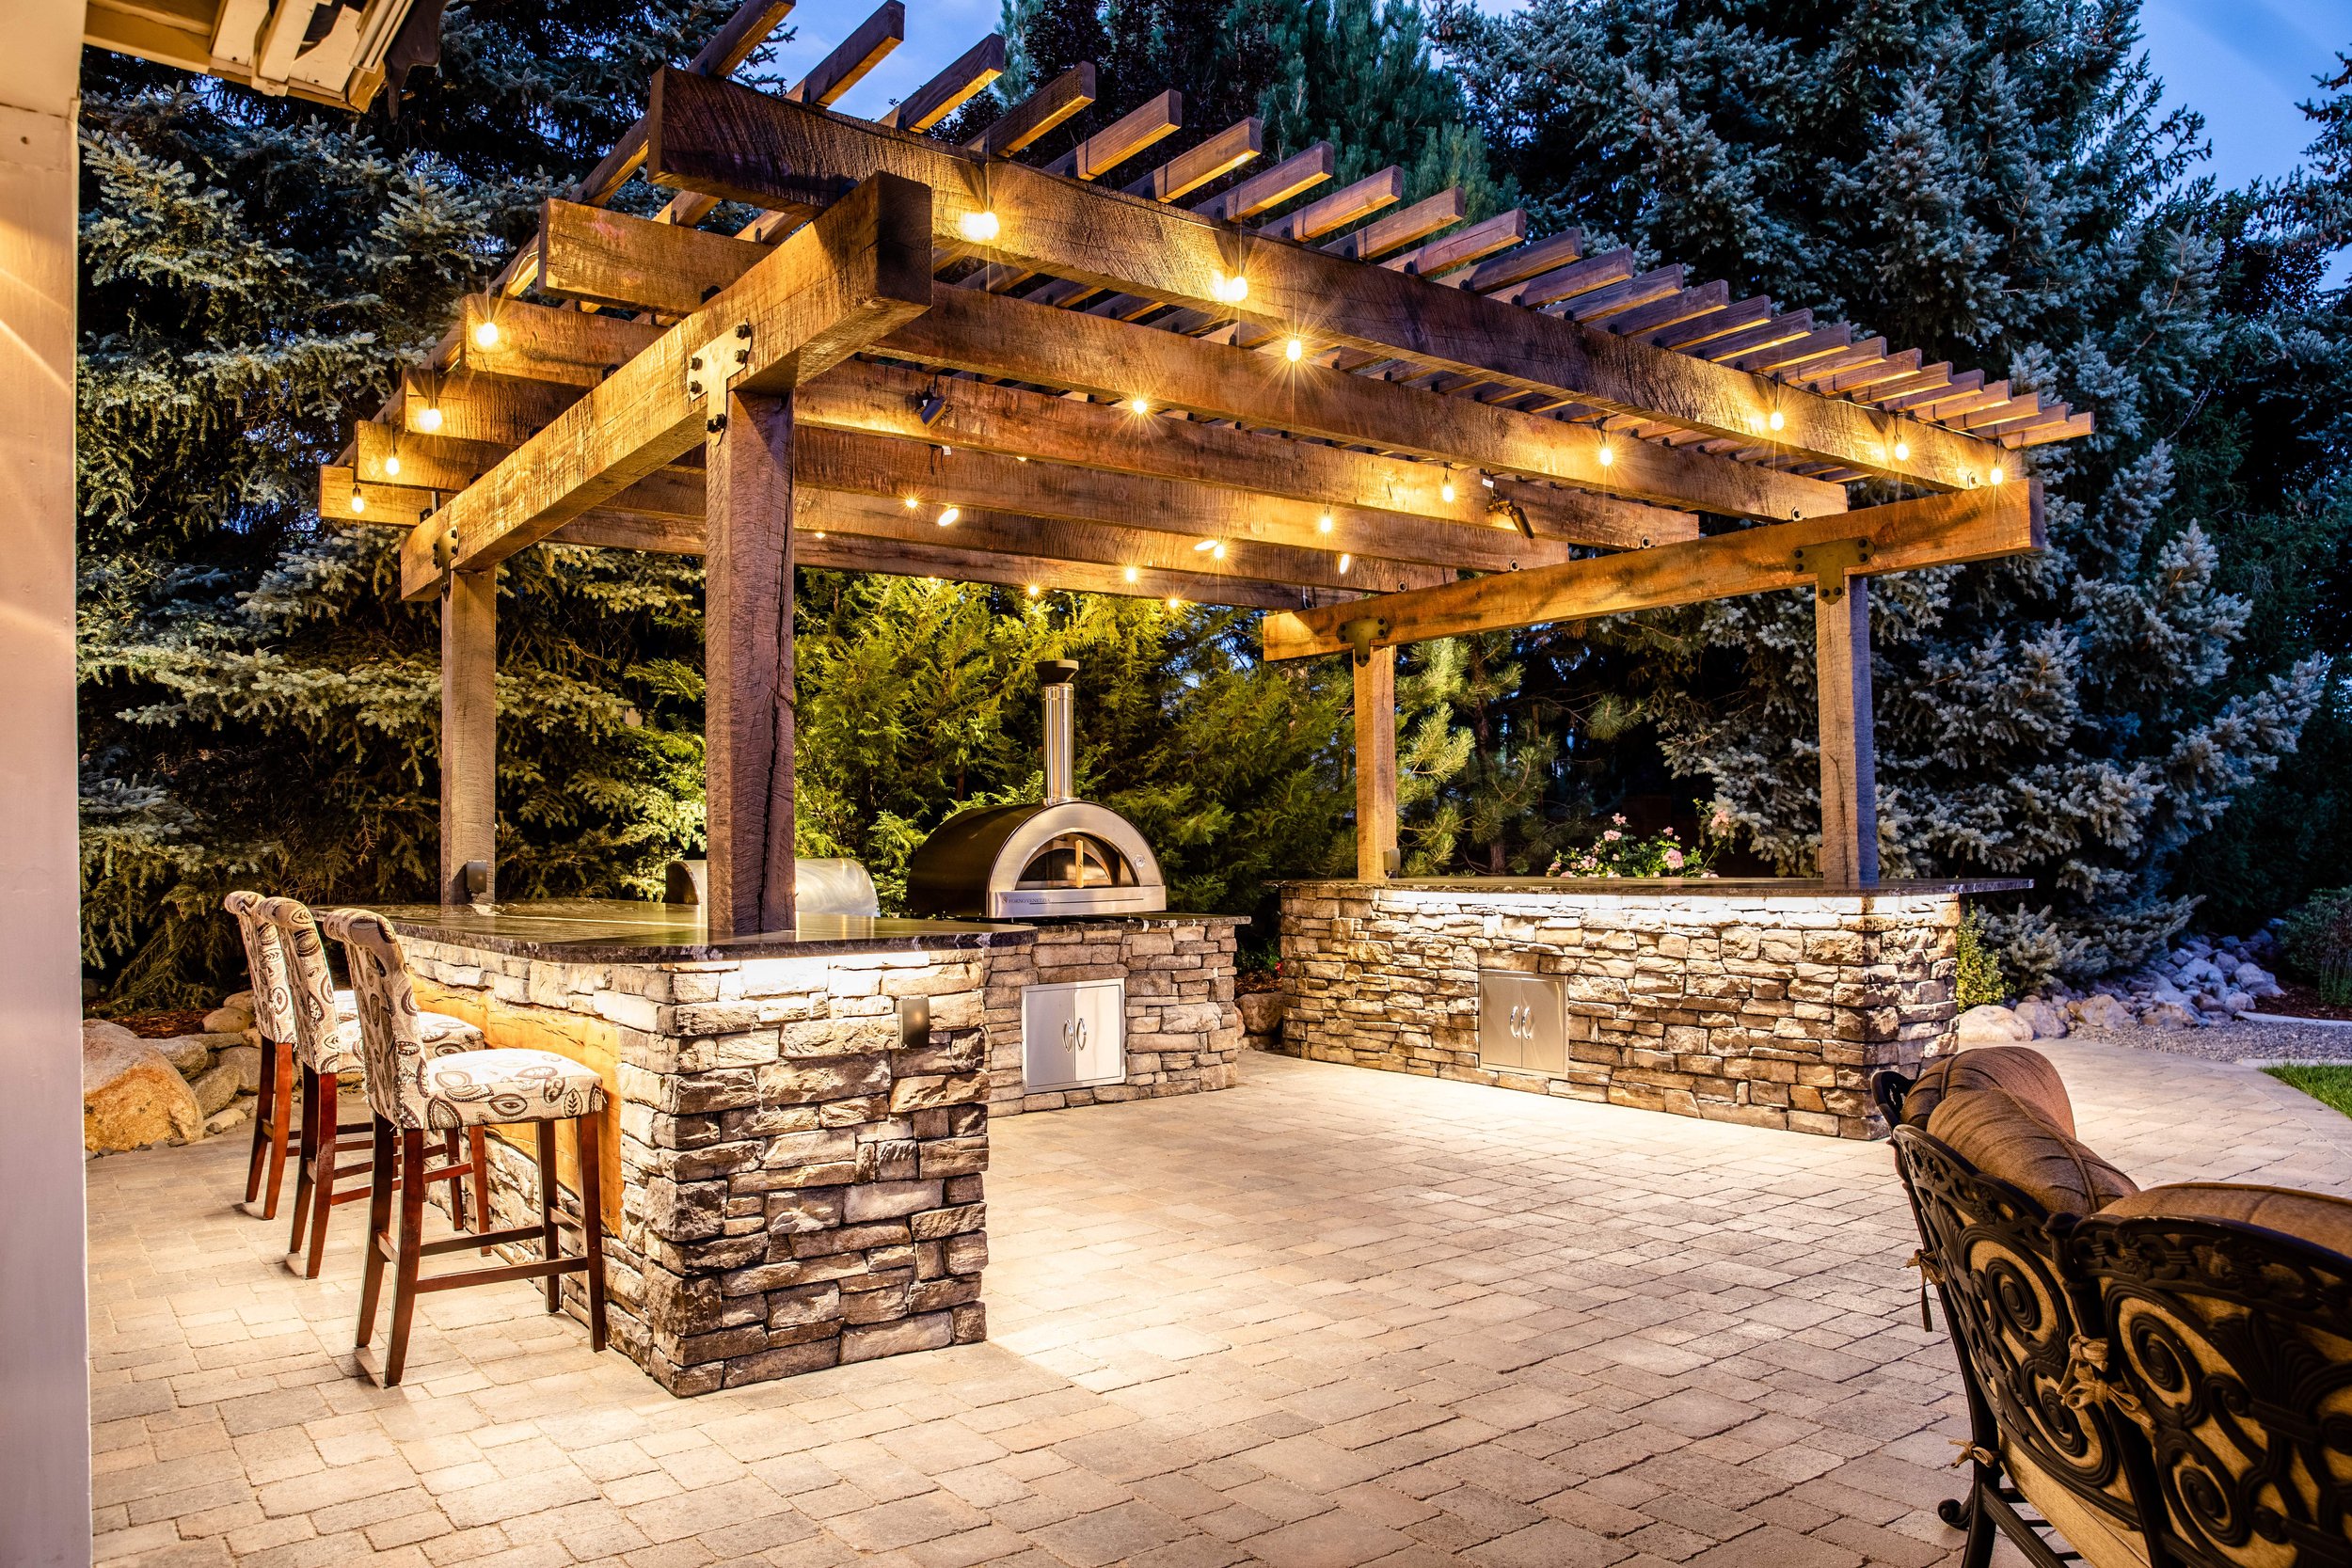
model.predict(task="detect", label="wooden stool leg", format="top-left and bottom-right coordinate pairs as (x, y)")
top-left (576, 1112), bottom-right (608, 1353)
top-left (534, 1120), bottom-right (561, 1312)
top-left (285, 1065), bottom-right (321, 1260)
top-left (244, 1036), bottom-right (278, 1206)
top-left (469, 1127), bottom-right (491, 1244)
top-left (260, 1038), bottom-right (296, 1220)
top-left (442, 1129), bottom-right (467, 1231)
top-left (355, 1116), bottom-right (395, 1350)
top-left (301, 1070), bottom-right (342, 1280)
top-left (382, 1129), bottom-right (428, 1386)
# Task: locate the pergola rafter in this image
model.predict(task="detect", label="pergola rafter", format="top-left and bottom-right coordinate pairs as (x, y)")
top-left (323, 8), bottom-right (2094, 930)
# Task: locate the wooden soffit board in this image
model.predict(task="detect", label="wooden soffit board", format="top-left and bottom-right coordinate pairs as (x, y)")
top-left (642, 67), bottom-right (2010, 493)
top-left (1261, 482), bottom-right (2044, 660)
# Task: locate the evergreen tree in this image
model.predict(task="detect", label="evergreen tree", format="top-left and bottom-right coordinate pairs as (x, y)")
top-left (77, 0), bottom-right (736, 1005)
top-left (1429, 0), bottom-right (2345, 981)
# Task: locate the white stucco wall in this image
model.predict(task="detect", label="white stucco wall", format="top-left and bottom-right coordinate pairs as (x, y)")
top-left (0, 6), bottom-right (94, 1563)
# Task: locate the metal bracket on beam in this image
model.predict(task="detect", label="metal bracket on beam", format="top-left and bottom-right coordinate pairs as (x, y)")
top-left (432, 525), bottom-right (460, 571)
top-left (1793, 538), bottom-right (1873, 602)
top-left (689, 323), bottom-right (755, 430)
top-left (1340, 615), bottom-right (1390, 665)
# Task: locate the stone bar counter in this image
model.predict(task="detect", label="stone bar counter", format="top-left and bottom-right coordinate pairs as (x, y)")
top-left (379, 901), bottom-right (1032, 1394)
top-left (1276, 878), bottom-right (2025, 1139)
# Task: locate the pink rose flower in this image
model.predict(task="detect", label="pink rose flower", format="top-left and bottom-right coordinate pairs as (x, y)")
top-left (1664, 848), bottom-right (1685, 869)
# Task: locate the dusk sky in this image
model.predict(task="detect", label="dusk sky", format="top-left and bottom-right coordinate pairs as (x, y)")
top-left (757, 0), bottom-right (2351, 198)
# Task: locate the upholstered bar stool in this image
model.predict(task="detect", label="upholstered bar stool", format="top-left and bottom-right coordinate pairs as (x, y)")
top-left (324, 908), bottom-right (608, 1387)
top-left (221, 890), bottom-right (360, 1219)
top-left (262, 896), bottom-right (488, 1279)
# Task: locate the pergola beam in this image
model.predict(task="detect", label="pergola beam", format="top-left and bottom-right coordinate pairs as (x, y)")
top-left (1261, 482), bottom-right (2043, 660)
top-left (644, 69), bottom-right (2008, 489)
top-left (396, 173), bottom-right (934, 601)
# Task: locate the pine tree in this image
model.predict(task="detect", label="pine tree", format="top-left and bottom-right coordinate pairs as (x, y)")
top-left (77, 0), bottom-right (737, 1005)
top-left (1428, 0), bottom-right (2345, 982)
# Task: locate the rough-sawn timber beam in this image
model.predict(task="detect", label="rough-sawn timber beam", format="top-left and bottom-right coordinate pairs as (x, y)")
top-left (643, 68), bottom-right (2010, 491)
top-left (397, 173), bottom-right (934, 601)
top-left (1261, 482), bottom-right (2044, 660)
top-left (532, 199), bottom-right (1830, 523)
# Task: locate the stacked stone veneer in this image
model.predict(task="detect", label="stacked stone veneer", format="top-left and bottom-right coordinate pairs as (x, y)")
top-left (979, 916), bottom-right (1246, 1114)
top-left (1276, 882), bottom-right (1963, 1139)
top-left (403, 932), bottom-right (1026, 1394)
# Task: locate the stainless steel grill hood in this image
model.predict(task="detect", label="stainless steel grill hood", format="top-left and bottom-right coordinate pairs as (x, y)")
top-left (905, 660), bottom-right (1168, 920)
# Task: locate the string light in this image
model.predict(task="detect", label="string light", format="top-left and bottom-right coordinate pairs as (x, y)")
top-left (1317, 514), bottom-right (1334, 533)
top-left (1166, 595), bottom-right (1183, 610)
top-left (471, 319), bottom-right (501, 350)
top-left (348, 491), bottom-right (367, 515)
top-left (958, 210), bottom-right (1000, 243)
top-left (1128, 397), bottom-right (1150, 415)
top-left (383, 454), bottom-right (401, 477)
top-left (1989, 465), bottom-right (2006, 484)
top-left (1211, 271), bottom-right (1248, 304)
top-left (416, 405), bottom-right (443, 433)
top-left (1213, 543), bottom-right (1227, 561)
top-left (1123, 566), bottom-right (1139, 584)
top-left (1597, 442), bottom-right (1614, 468)
top-left (1025, 583), bottom-right (1041, 597)
top-left (1893, 438), bottom-right (1910, 462)
top-left (1284, 337), bottom-right (1304, 362)
top-left (904, 495), bottom-right (921, 510)
top-left (1440, 478), bottom-right (1457, 503)
top-left (1767, 408), bottom-right (1786, 432)
top-left (937, 506), bottom-right (961, 527)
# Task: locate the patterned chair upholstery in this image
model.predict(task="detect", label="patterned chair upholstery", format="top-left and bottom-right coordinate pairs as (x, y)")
top-left (322, 910), bottom-right (602, 1131)
top-left (258, 895), bottom-right (479, 1077)
top-left (223, 891), bottom-right (357, 1044)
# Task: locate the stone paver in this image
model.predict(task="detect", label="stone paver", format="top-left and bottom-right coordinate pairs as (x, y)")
top-left (84, 1040), bottom-right (2352, 1566)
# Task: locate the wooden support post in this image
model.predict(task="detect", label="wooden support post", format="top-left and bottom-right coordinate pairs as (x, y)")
top-left (1354, 648), bottom-right (1397, 880)
top-left (1816, 578), bottom-right (1879, 888)
top-left (704, 389), bottom-right (798, 938)
top-left (439, 568), bottom-right (498, 907)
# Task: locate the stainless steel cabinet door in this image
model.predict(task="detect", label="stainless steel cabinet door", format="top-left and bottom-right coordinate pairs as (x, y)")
top-left (1478, 972), bottom-right (1566, 1074)
top-left (1022, 979), bottom-right (1126, 1091)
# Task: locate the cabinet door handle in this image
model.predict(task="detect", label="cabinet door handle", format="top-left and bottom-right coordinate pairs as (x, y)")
top-left (1076, 1018), bottom-right (1088, 1053)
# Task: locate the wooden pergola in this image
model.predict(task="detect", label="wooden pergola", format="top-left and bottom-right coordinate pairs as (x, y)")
top-left (323, 0), bottom-right (2086, 939)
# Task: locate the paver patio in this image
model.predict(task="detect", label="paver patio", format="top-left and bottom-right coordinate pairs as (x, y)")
top-left (86, 1040), bottom-right (2352, 1568)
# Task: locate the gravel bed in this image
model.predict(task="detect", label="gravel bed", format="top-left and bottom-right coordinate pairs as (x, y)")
top-left (2064, 1015), bottom-right (2352, 1065)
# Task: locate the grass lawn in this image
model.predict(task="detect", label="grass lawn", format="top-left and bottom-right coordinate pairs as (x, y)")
top-left (2264, 1063), bottom-right (2352, 1117)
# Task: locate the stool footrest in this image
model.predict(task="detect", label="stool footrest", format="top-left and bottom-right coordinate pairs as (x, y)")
top-left (416, 1255), bottom-right (589, 1293)
top-left (420, 1223), bottom-right (548, 1257)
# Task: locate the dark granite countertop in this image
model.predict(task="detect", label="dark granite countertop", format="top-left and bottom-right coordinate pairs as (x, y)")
top-left (1277, 878), bottom-right (2031, 898)
top-left (378, 900), bottom-right (1038, 962)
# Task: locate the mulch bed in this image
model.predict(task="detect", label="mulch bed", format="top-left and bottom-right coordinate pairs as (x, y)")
top-left (2253, 983), bottom-right (2352, 1023)
top-left (1236, 970), bottom-right (1279, 995)
top-left (110, 1009), bottom-right (214, 1038)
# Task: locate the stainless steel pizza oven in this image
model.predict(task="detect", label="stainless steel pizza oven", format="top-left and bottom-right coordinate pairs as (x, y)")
top-left (905, 660), bottom-right (1167, 919)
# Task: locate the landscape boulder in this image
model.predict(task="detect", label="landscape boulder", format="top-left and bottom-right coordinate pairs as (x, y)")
top-left (2011, 998), bottom-right (2069, 1039)
top-left (214, 1043), bottom-right (262, 1094)
top-left (2068, 993), bottom-right (2134, 1029)
top-left (84, 1022), bottom-right (203, 1150)
top-left (189, 1060), bottom-right (245, 1117)
top-left (155, 1033), bottom-right (216, 1075)
top-left (2145, 1002), bottom-right (2202, 1030)
top-left (1236, 991), bottom-right (1284, 1037)
top-left (1955, 1004), bottom-right (2034, 1046)
top-left (202, 992), bottom-right (256, 1036)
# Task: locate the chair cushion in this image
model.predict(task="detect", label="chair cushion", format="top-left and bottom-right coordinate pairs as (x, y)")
top-left (1927, 1086), bottom-right (2138, 1216)
top-left (2103, 1180), bottom-right (2352, 1260)
top-left (2004, 1445), bottom-right (2153, 1568)
top-left (1904, 1045), bottom-right (2076, 1135)
top-left (301, 1009), bottom-right (483, 1078)
top-left (409, 1049), bottom-right (605, 1130)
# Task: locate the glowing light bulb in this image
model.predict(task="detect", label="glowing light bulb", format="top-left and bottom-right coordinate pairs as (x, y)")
top-left (1338, 554), bottom-right (1352, 574)
top-left (416, 405), bottom-right (443, 433)
top-left (1123, 566), bottom-right (1139, 584)
top-left (1767, 408), bottom-right (1786, 432)
top-left (904, 495), bottom-right (921, 510)
top-left (472, 319), bottom-right (501, 350)
top-left (1440, 479), bottom-right (1457, 503)
top-left (1317, 514), bottom-right (1333, 533)
top-left (958, 209), bottom-right (1000, 243)
top-left (1166, 596), bottom-right (1182, 610)
top-left (383, 454), bottom-right (401, 477)
top-left (1128, 397), bottom-right (1150, 415)
top-left (1597, 443), bottom-right (1614, 468)
top-left (1893, 438), bottom-right (1910, 462)
top-left (1989, 465), bottom-right (2005, 484)
top-left (1284, 337), bottom-right (1304, 362)
top-left (1212, 542), bottom-right (1227, 561)
top-left (349, 491), bottom-right (367, 515)
top-left (937, 506), bottom-right (961, 527)
top-left (1025, 583), bottom-right (1041, 598)
top-left (1211, 271), bottom-right (1248, 304)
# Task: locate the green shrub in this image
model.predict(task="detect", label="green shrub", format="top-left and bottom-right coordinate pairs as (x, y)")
top-left (1956, 908), bottom-right (2010, 1008)
top-left (2280, 889), bottom-right (2352, 1006)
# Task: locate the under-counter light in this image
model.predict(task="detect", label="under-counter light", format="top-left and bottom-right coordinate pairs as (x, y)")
top-left (472, 319), bottom-right (501, 350)
top-left (416, 405), bottom-right (443, 433)
top-left (958, 210), bottom-right (1001, 243)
